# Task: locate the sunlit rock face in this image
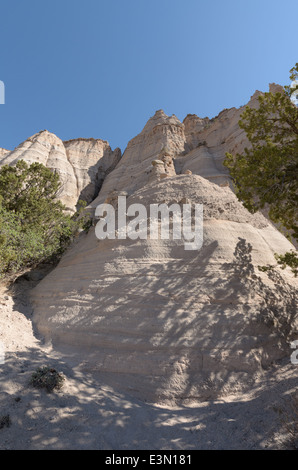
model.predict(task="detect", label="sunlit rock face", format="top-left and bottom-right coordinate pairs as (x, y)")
top-left (0, 148), bottom-right (9, 158)
top-left (0, 83), bottom-right (284, 211)
top-left (2, 84), bottom-right (296, 403)
top-left (88, 110), bottom-right (186, 209)
top-left (31, 175), bottom-right (297, 402)
top-left (87, 90), bottom-right (265, 211)
top-left (0, 131), bottom-right (121, 211)
top-left (63, 138), bottom-right (121, 205)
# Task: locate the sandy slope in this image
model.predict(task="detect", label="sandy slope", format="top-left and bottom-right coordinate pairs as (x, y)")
top-left (31, 175), bottom-right (298, 403)
top-left (0, 276), bottom-right (297, 450)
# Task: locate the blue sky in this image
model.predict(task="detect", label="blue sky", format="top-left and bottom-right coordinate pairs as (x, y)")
top-left (0, 0), bottom-right (297, 153)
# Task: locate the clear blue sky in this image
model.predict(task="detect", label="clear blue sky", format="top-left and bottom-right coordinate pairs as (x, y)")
top-left (0, 0), bottom-right (297, 153)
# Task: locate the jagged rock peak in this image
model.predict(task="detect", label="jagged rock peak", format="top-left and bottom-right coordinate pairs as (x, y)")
top-left (0, 147), bottom-right (10, 157)
top-left (27, 129), bottom-right (61, 140)
top-left (269, 83), bottom-right (284, 94)
top-left (154, 109), bottom-right (167, 117)
top-left (183, 113), bottom-right (209, 123)
top-left (64, 137), bottom-right (110, 146)
top-left (183, 113), bottom-right (210, 136)
top-left (141, 109), bottom-right (183, 135)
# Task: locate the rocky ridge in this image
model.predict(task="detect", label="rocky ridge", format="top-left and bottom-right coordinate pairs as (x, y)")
top-left (0, 131), bottom-right (121, 212)
top-left (0, 83), bottom-right (297, 404)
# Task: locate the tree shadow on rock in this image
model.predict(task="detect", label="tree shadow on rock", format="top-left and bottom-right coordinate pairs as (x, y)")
top-left (230, 237), bottom-right (297, 343)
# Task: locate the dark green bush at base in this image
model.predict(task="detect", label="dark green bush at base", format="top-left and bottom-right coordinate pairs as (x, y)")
top-left (30, 366), bottom-right (65, 393)
top-left (0, 160), bottom-right (89, 278)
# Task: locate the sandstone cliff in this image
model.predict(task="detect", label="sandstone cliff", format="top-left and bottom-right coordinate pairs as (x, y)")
top-left (1, 84), bottom-right (296, 403)
top-left (31, 173), bottom-right (296, 402)
top-left (0, 148), bottom-right (9, 158)
top-left (0, 83), bottom-right (284, 213)
top-left (0, 131), bottom-right (121, 211)
top-left (87, 88), bottom-right (270, 210)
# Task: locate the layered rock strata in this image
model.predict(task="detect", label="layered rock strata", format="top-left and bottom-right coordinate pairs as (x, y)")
top-left (0, 131), bottom-right (121, 211)
top-left (1, 83), bottom-right (296, 402)
top-left (31, 175), bottom-right (297, 402)
top-left (0, 148), bottom-right (9, 158)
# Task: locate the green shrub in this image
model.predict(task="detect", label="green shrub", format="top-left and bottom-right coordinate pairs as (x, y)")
top-left (0, 160), bottom-right (89, 277)
top-left (275, 251), bottom-right (298, 277)
top-left (30, 366), bottom-right (65, 393)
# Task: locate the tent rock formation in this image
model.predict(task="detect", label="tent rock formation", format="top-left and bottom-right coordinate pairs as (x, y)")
top-left (1, 83), bottom-right (296, 403)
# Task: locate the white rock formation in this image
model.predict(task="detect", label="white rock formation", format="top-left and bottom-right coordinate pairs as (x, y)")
top-left (0, 131), bottom-right (121, 211)
top-left (0, 148), bottom-right (9, 158)
top-left (63, 138), bottom-right (121, 204)
top-left (175, 83), bottom-right (284, 187)
top-left (0, 84), bottom-right (282, 212)
top-left (88, 90), bottom-right (264, 210)
top-left (1, 83), bottom-right (296, 403)
top-left (0, 131), bottom-right (79, 211)
top-left (31, 175), bottom-right (297, 402)
top-left (88, 110), bottom-right (186, 209)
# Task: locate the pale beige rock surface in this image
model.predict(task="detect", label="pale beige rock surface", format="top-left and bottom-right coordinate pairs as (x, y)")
top-left (63, 138), bottom-right (121, 204)
top-left (0, 131), bottom-right (78, 211)
top-left (175, 84), bottom-right (284, 186)
top-left (0, 84), bottom-right (283, 212)
top-left (31, 175), bottom-right (297, 403)
top-left (87, 88), bottom-right (267, 211)
top-left (0, 131), bottom-right (121, 211)
top-left (0, 148), bottom-right (9, 158)
top-left (0, 84), bottom-right (297, 449)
